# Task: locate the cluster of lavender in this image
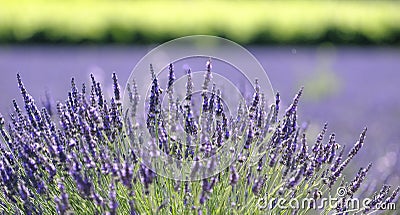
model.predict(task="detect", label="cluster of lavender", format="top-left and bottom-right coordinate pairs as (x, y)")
top-left (0, 62), bottom-right (398, 214)
top-left (0, 73), bottom-right (136, 214)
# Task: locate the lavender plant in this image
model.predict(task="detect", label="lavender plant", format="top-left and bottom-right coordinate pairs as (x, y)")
top-left (0, 62), bottom-right (398, 215)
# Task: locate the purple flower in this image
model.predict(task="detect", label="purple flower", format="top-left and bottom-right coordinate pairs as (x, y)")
top-left (55, 180), bottom-right (70, 215)
top-left (348, 163), bottom-right (372, 196)
top-left (347, 127), bottom-right (367, 158)
top-left (288, 165), bottom-right (305, 188)
top-left (109, 180), bottom-right (118, 215)
top-left (202, 60), bottom-right (213, 95)
top-left (112, 72), bottom-right (121, 101)
top-left (230, 165), bottom-right (239, 186)
top-left (252, 176), bottom-right (266, 195)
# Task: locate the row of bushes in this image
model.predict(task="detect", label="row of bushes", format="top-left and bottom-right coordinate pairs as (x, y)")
top-left (1, 1), bottom-right (399, 45)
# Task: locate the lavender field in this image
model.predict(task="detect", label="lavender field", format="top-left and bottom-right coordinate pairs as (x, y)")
top-left (0, 45), bottom-right (399, 183)
top-left (0, 46), bottom-right (400, 176)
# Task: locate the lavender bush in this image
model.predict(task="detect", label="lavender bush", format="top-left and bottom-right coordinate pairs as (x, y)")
top-left (0, 62), bottom-right (398, 214)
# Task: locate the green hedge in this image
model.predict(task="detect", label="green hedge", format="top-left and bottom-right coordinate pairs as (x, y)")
top-left (1, 0), bottom-right (399, 45)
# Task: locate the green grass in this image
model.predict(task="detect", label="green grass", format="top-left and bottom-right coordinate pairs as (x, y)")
top-left (0, 0), bottom-right (399, 44)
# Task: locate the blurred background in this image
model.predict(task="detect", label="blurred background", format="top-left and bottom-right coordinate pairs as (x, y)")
top-left (0, 0), bottom-right (399, 187)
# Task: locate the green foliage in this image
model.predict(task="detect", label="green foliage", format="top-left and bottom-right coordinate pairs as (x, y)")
top-left (0, 0), bottom-right (399, 44)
